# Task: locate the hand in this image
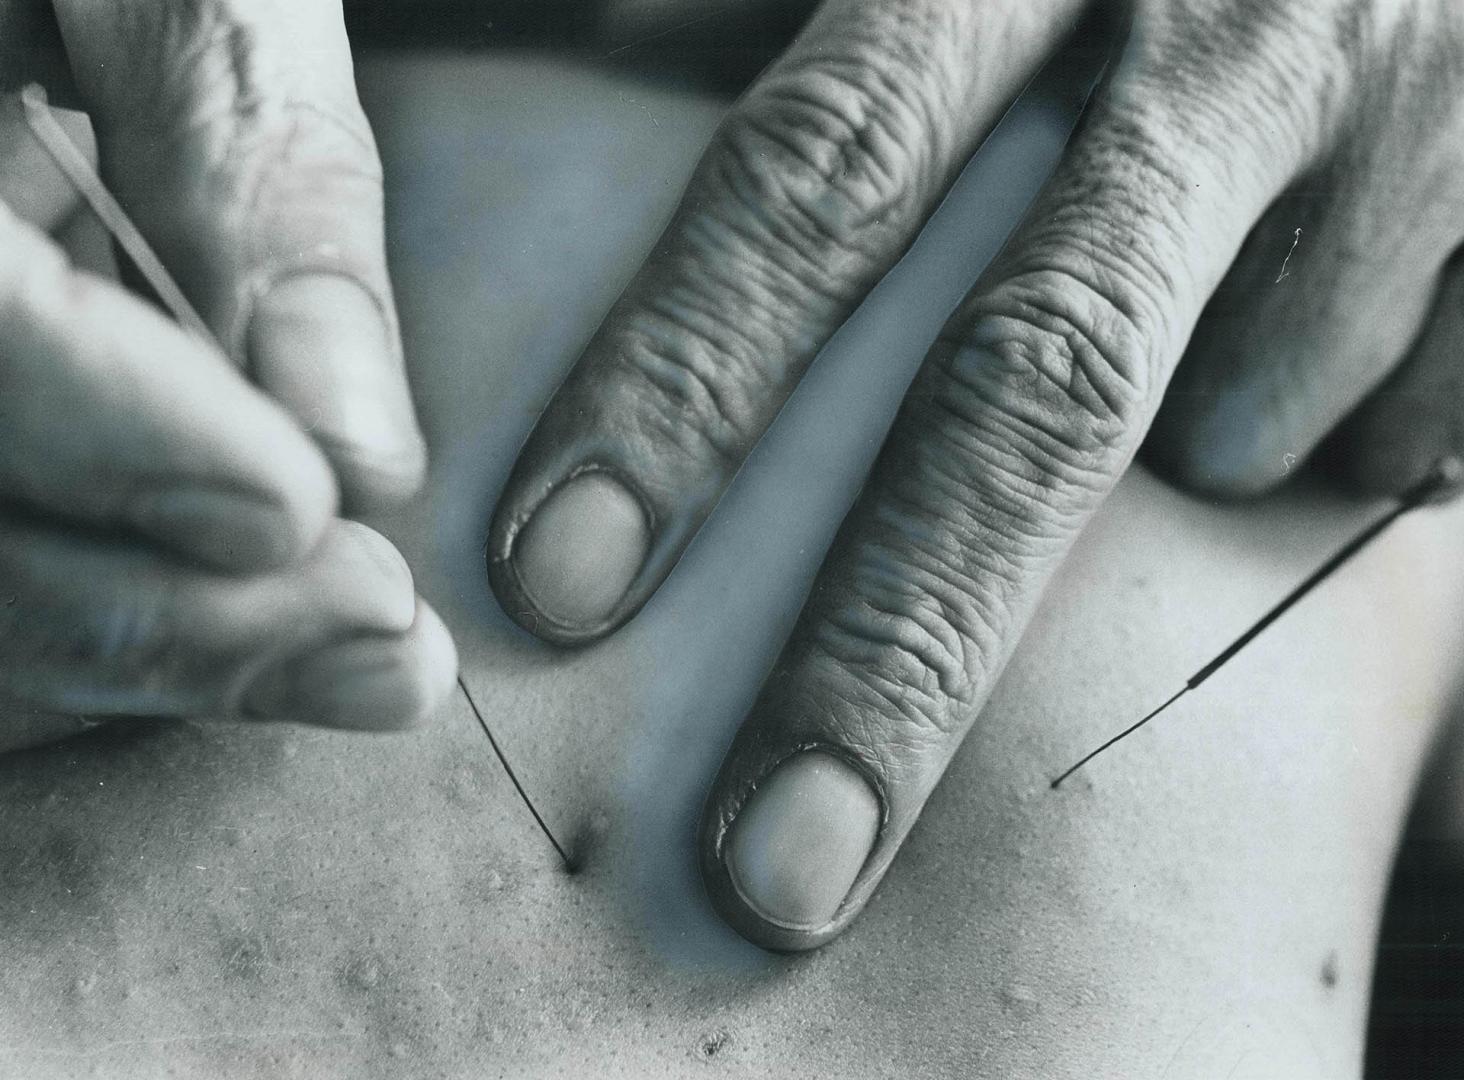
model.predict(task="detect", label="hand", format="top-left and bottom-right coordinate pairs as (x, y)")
top-left (488, 0), bottom-right (1464, 949)
top-left (0, 0), bottom-right (454, 738)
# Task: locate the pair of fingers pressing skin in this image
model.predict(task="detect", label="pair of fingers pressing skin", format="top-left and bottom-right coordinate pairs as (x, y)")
top-left (490, 0), bottom-right (1464, 950)
top-left (0, 0), bottom-right (455, 733)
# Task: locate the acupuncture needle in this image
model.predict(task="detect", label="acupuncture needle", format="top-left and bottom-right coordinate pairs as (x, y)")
top-left (1051, 457), bottom-right (1463, 789)
top-left (20, 84), bottom-right (575, 870)
top-left (458, 675), bottom-right (574, 869)
top-left (19, 85), bottom-right (212, 342)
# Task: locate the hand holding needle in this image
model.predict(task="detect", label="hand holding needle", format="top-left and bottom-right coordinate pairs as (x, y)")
top-left (1, 74), bottom-right (455, 733)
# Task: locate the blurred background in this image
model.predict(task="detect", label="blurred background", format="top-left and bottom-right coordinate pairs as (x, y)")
top-left (344, 0), bottom-right (816, 89)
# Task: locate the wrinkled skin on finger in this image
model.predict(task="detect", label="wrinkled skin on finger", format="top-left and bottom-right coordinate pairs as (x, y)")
top-left (1143, 0), bottom-right (1464, 497)
top-left (488, 0), bottom-right (1091, 643)
top-left (704, 0), bottom-right (1464, 950)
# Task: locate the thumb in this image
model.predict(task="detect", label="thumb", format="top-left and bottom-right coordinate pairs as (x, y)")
top-left (53, 0), bottom-right (425, 511)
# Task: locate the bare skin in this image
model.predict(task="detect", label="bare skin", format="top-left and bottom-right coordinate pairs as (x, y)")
top-left (0, 54), bottom-right (1457, 1079)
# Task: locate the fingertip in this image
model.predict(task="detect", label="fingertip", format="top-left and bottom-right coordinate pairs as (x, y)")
top-left (701, 751), bottom-right (882, 953)
top-left (249, 273), bottom-right (428, 513)
top-left (236, 424), bottom-right (341, 573)
top-left (227, 433), bottom-right (339, 573)
top-left (1144, 394), bottom-right (1294, 501)
top-left (490, 472), bottom-right (650, 645)
top-left (403, 599), bottom-right (460, 729)
top-left (324, 433), bottom-right (429, 515)
top-left (319, 520), bottom-right (419, 634)
top-left (240, 599), bottom-right (457, 733)
top-left (338, 598), bottom-right (458, 732)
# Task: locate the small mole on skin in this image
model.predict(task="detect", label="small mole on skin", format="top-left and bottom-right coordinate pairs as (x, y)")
top-left (1321, 951), bottom-right (1339, 989)
top-left (222, 935), bottom-right (272, 981)
top-left (442, 768), bottom-right (482, 806)
top-left (998, 985), bottom-right (1039, 1013)
top-left (694, 1029), bottom-right (732, 1061)
top-left (343, 954), bottom-right (384, 991)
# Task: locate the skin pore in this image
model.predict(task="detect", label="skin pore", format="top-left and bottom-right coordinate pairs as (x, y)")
top-left (1, 51), bottom-right (1461, 1080)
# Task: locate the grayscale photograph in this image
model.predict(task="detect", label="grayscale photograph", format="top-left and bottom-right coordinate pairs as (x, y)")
top-left (0, 0), bottom-right (1461, 1076)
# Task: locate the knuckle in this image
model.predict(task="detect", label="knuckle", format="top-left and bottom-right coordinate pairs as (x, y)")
top-left (710, 48), bottom-right (945, 265)
top-left (940, 266), bottom-right (1156, 486)
top-left (118, 0), bottom-right (269, 144)
top-left (121, 2), bottom-right (381, 207)
top-left (191, 92), bottom-right (383, 216)
top-left (253, 95), bottom-right (383, 187)
top-left (791, 265), bottom-right (1167, 739)
top-left (1334, 3), bottom-right (1464, 164)
top-left (1121, 0), bottom-right (1381, 173)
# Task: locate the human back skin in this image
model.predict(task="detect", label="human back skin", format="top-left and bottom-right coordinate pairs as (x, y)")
top-left (0, 53), bottom-right (1460, 1079)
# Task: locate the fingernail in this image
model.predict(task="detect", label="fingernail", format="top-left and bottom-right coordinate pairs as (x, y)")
top-left (130, 487), bottom-right (298, 571)
top-left (510, 472), bottom-right (649, 632)
top-left (724, 752), bottom-right (881, 931)
top-left (250, 274), bottom-right (427, 507)
top-left (242, 635), bottom-right (429, 731)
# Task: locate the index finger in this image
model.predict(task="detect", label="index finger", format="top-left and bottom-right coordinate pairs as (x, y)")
top-left (488, 0), bottom-right (1087, 644)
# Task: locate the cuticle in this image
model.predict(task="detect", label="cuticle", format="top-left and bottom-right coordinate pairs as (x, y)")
top-left (718, 741), bottom-right (889, 848)
top-left (507, 461), bottom-right (657, 544)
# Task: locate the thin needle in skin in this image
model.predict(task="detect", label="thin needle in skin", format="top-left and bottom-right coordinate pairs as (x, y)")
top-left (1049, 686), bottom-right (1189, 790)
top-left (459, 676), bottom-right (576, 871)
top-left (1051, 458), bottom-right (1463, 789)
top-left (19, 84), bottom-right (213, 340)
